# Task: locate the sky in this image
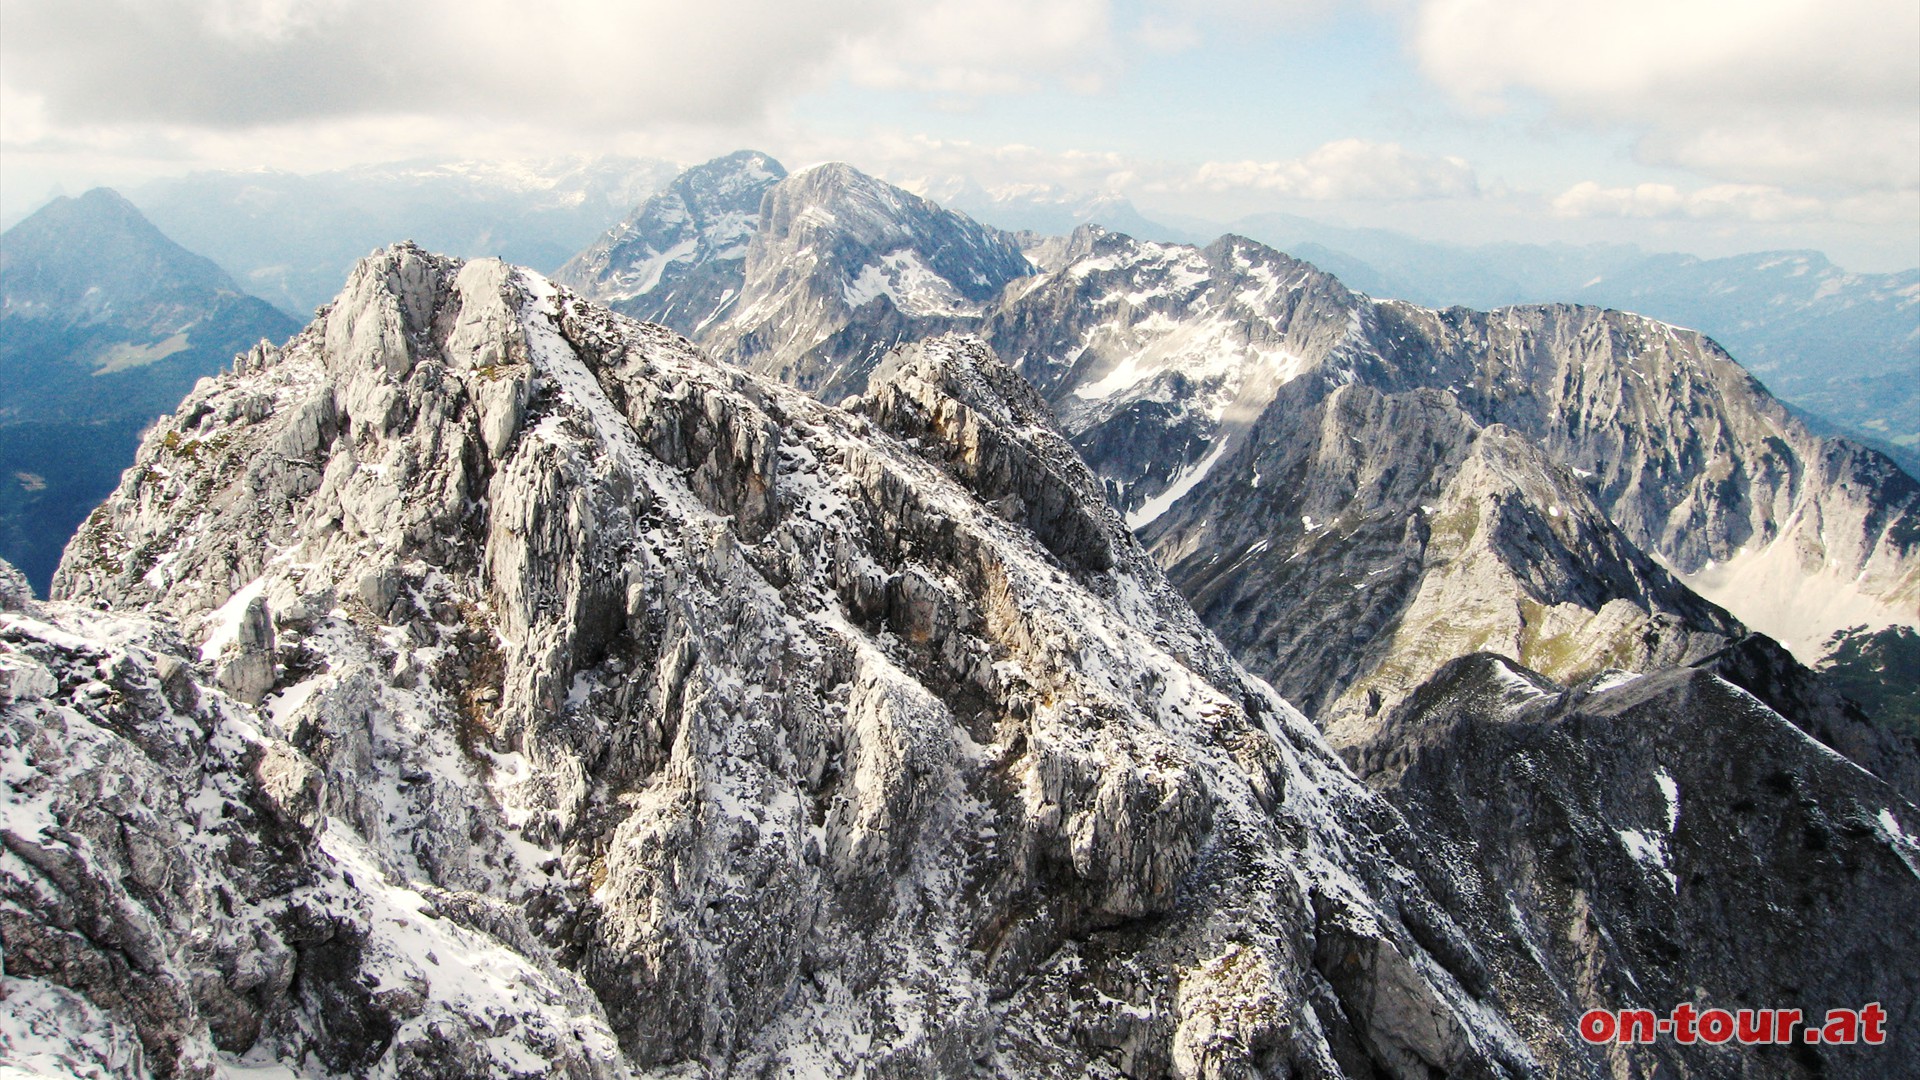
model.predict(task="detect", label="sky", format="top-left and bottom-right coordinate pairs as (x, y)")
top-left (2, 0), bottom-right (1916, 271)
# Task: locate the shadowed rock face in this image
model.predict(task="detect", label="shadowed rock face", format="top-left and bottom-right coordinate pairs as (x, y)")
top-left (31, 246), bottom-right (1562, 1077)
top-left (1348, 651), bottom-right (1920, 1077)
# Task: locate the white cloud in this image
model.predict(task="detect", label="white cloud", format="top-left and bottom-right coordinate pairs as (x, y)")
top-left (1410, 0), bottom-right (1920, 192)
top-left (839, 0), bottom-right (1119, 97)
top-left (1552, 181), bottom-right (1828, 222)
top-left (1192, 140), bottom-right (1479, 200)
top-left (0, 0), bottom-right (1118, 131)
top-left (1131, 14), bottom-right (1204, 53)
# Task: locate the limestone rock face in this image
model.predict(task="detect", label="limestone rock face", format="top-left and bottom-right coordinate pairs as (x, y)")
top-left (19, 244), bottom-right (1920, 1078)
top-left (974, 226), bottom-right (1918, 729)
top-left (554, 150), bottom-right (786, 334)
top-left (39, 248), bottom-right (1555, 1076)
top-left (1149, 378), bottom-right (1742, 741)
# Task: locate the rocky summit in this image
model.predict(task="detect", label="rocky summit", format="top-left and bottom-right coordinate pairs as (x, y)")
top-left (5, 245), bottom-right (1917, 1079)
top-left (14, 246), bottom-right (1521, 1077)
top-left (554, 158), bottom-right (1918, 746)
top-left (564, 152), bottom-right (1036, 405)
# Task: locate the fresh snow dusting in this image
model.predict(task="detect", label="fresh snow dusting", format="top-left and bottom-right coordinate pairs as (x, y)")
top-left (602, 236), bottom-right (697, 300)
top-left (0, 976), bottom-right (147, 1079)
top-left (1617, 828), bottom-right (1677, 891)
top-left (1589, 669), bottom-right (1642, 693)
top-left (1487, 661), bottom-right (1553, 705)
top-left (197, 576), bottom-right (265, 661)
top-left (1127, 441), bottom-right (1230, 530)
top-left (516, 267), bottom-right (647, 474)
top-left (1655, 768), bottom-right (1680, 832)
top-left (315, 823), bottom-right (622, 1070)
top-left (843, 250), bottom-right (974, 317)
top-left (263, 675), bottom-right (323, 729)
top-left (1875, 809), bottom-right (1920, 881)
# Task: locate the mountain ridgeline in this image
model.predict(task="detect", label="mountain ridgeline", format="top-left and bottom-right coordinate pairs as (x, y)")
top-left (3, 151), bottom-right (1917, 1078)
top-left (558, 155), bottom-right (1035, 402)
top-left (559, 153), bottom-right (1918, 741)
top-left (9, 245), bottom-right (1916, 1078)
top-left (1221, 217), bottom-right (1920, 474)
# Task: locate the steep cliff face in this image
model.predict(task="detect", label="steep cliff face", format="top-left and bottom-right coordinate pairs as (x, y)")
top-left (34, 247), bottom-right (1552, 1077)
top-left (1362, 301), bottom-right (1919, 660)
top-left (554, 150), bottom-right (785, 336)
top-left (1146, 379), bottom-right (1741, 741)
top-left (977, 227), bottom-right (1917, 730)
top-left (717, 163), bottom-right (1036, 399)
top-left (1348, 649), bottom-right (1920, 1078)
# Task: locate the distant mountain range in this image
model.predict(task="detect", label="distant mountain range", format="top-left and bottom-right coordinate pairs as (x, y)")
top-left (4, 152), bottom-right (1913, 714)
top-left (16, 153), bottom-right (1903, 470)
top-left (1210, 214), bottom-right (1920, 473)
top-left (939, 193), bottom-right (1919, 472)
top-left (17, 238), bottom-right (1915, 1079)
top-left (125, 155), bottom-right (679, 316)
top-left (562, 152), bottom-right (1918, 737)
top-left (0, 188), bottom-right (298, 593)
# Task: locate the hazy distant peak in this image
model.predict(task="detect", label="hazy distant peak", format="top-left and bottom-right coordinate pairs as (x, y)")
top-left (1, 185), bottom-right (242, 309)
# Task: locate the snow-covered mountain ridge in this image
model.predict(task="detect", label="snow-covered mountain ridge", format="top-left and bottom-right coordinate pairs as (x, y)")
top-left (557, 154), bottom-right (1918, 744)
top-left (21, 245), bottom-right (1543, 1077)
top-left (17, 244), bottom-right (1915, 1076)
top-left (561, 155), bottom-right (1036, 403)
top-left (991, 226), bottom-right (1918, 734)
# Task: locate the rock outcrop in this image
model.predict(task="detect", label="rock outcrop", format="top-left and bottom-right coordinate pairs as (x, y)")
top-left (1348, 650), bottom-right (1920, 1077)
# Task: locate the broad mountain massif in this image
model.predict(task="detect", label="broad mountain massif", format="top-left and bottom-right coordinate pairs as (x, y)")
top-left (0, 189), bottom-right (299, 596)
top-left (2, 151), bottom-right (1917, 1078)
top-left (562, 153), bottom-right (1918, 739)
top-left (1186, 216), bottom-right (1920, 475)
top-left (5, 244), bottom-right (1915, 1078)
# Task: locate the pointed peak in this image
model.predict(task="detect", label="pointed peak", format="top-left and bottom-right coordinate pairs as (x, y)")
top-left (700, 149), bottom-right (786, 177)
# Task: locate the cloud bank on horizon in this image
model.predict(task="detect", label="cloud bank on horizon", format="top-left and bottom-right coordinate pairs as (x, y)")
top-left (1, 0), bottom-right (1914, 269)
